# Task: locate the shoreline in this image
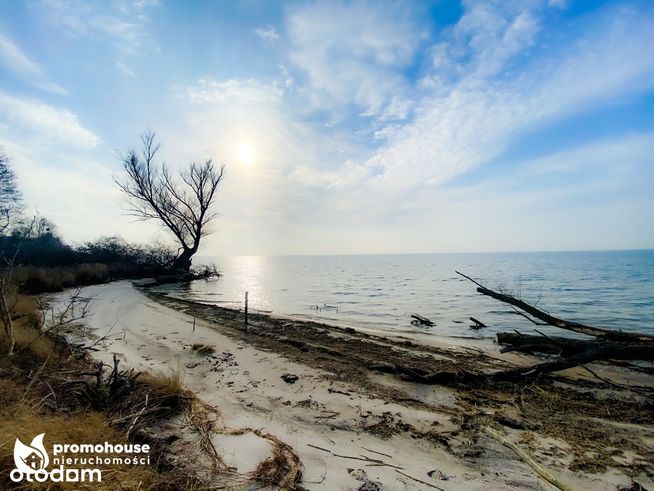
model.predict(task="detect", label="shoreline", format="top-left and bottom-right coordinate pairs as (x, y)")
top-left (149, 290), bottom-right (501, 351)
top-left (57, 280), bottom-right (654, 490)
top-left (149, 286), bottom-right (503, 347)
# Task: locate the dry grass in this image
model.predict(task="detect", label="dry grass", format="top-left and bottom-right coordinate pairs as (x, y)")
top-left (0, 291), bottom-right (202, 490)
top-left (217, 427), bottom-right (303, 489)
top-left (140, 370), bottom-right (184, 399)
top-left (0, 408), bottom-right (171, 490)
top-left (250, 431), bottom-right (303, 489)
top-left (14, 263), bottom-right (110, 294)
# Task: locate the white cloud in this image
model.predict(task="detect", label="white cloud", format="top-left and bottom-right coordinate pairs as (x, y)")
top-left (116, 60), bottom-right (136, 77)
top-left (166, 75), bottom-right (378, 254)
top-left (522, 132), bottom-right (654, 179)
top-left (34, 81), bottom-right (69, 95)
top-left (0, 33), bottom-right (40, 75)
top-left (181, 78), bottom-right (283, 106)
top-left (547, 0), bottom-right (568, 9)
top-left (254, 25), bottom-right (280, 42)
top-left (0, 32), bottom-right (69, 95)
top-left (165, 3), bottom-right (654, 255)
top-left (309, 132), bottom-right (654, 253)
top-left (361, 3), bottom-right (654, 191)
top-left (38, 0), bottom-right (159, 54)
top-left (376, 97), bottom-right (413, 122)
top-left (434, 2), bottom-right (543, 82)
top-left (0, 92), bottom-right (100, 148)
top-left (1, 137), bottom-right (162, 244)
top-left (286, 1), bottom-right (424, 118)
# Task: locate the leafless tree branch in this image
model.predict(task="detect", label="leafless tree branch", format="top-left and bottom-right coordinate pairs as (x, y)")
top-left (115, 131), bottom-right (225, 271)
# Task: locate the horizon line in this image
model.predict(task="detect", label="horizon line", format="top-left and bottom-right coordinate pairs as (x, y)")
top-left (196, 247), bottom-right (654, 258)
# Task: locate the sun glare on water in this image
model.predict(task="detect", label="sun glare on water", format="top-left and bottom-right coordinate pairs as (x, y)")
top-left (236, 142), bottom-right (255, 166)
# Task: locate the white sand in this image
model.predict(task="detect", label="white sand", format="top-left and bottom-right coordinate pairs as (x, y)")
top-left (53, 281), bottom-right (646, 490)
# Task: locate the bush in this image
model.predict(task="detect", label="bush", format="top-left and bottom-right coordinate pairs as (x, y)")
top-left (0, 229), bottom-right (179, 293)
top-left (13, 264), bottom-right (110, 294)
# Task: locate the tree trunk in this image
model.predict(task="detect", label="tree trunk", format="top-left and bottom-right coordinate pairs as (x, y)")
top-left (172, 247), bottom-right (196, 272)
top-left (496, 332), bottom-right (600, 356)
top-left (490, 342), bottom-right (654, 381)
top-left (455, 271), bottom-right (654, 343)
top-left (0, 285), bottom-right (15, 355)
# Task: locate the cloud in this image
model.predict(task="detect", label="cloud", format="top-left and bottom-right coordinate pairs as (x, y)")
top-left (547, 0), bottom-right (568, 9)
top-left (37, 0), bottom-right (159, 54)
top-left (180, 78), bottom-right (283, 106)
top-left (0, 33), bottom-right (69, 95)
top-left (1, 136), bottom-right (156, 244)
top-left (313, 131), bottom-right (654, 253)
top-left (0, 33), bottom-right (40, 75)
top-left (5, 0), bottom-right (651, 254)
top-left (361, 3), bottom-right (654, 191)
top-left (286, 0), bottom-right (425, 119)
top-left (0, 92), bottom-right (100, 148)
top-left (33, 81), bottom-right (69, 95)
top-left (254, 25), bottom-right (280, 42)
top-left (168, 75), bottom-right (378, 252)
top-left (116, 60), bottom-right (136, 77)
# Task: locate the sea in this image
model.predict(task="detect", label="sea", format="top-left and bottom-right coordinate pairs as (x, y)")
top-left (153, 250), bottom-right (654, 340)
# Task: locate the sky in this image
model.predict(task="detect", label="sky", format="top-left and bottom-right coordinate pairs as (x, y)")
top-left (0, 0), bottom-right (653, 256)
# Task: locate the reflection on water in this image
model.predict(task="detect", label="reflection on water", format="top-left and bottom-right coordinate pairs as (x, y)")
top-left (154, 250), bottom-right (654, 340)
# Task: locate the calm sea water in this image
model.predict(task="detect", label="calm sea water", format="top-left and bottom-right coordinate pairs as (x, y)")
top-left (155, 251), bottom-right (654, 340)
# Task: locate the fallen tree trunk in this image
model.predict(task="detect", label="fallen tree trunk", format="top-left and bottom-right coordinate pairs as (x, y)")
top-left (496, 332), bottom-right (600, 356)
top-left (410, 271), bottom-right (654, 386)
top-left (380, 341), bottom-right (654, 385)
top-left (490, 342), bottom-right (654, 381)
top-left (456, 271), bottom-right (654, 343)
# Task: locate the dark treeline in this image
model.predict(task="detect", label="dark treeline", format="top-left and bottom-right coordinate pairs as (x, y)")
top-left (2, 220), bottom-right (177, 293)
top-left (1, 217), bottom-right (175, 268)
top-left (0, 152), bottom-right (178, 293)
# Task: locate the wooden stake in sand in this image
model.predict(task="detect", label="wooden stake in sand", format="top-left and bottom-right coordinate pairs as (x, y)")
top-left (244, 291), bottom-right (249, 329)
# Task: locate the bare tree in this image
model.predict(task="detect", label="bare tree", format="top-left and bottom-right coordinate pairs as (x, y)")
top-left (116, 132), bottom-right (225, 271)
top-left (0, 152), bottom-right (25, 354)
top-left (0, 151), bottom-right (22, 235)
top-left (0, 216), bottom-right (38, 355)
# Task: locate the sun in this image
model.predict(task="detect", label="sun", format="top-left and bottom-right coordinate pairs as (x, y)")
top-left (235, 142), bottom-right (255, 166)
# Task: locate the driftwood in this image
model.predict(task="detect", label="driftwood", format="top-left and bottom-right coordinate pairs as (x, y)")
top-left (410, 314), bottom-right (434, 327)
top-left (484, 426), bottom-right (573, 491)
top-left (469, 317), bottom-right (486, 329)
top-left (378, 340), bottom-right (654, 386)
top-left (491, 342), bottom-right (654, 381)
top-left (456, 271), bottom-right (654, 343)
top-left (496, 332), bottom-right (598, 356)
top-left (447, 271), bottom-right (654, 383)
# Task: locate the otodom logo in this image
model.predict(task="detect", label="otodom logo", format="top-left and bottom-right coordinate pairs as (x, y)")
top-left (10, 433), bottom-right (58, 483)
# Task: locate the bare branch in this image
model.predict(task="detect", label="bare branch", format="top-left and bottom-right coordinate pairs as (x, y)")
top-left (115, 133), bottom-right (225, 270)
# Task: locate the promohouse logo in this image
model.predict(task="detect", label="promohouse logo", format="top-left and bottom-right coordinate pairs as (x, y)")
top-left (10, 433), bottom-right (150, 483)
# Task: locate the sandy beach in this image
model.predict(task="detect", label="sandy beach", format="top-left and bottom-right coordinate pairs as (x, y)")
top-left (55, 280), bottom-right (654, 490)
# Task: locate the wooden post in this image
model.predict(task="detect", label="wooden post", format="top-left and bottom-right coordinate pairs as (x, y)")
top-left (244, 291), bottom-right (249, 328)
